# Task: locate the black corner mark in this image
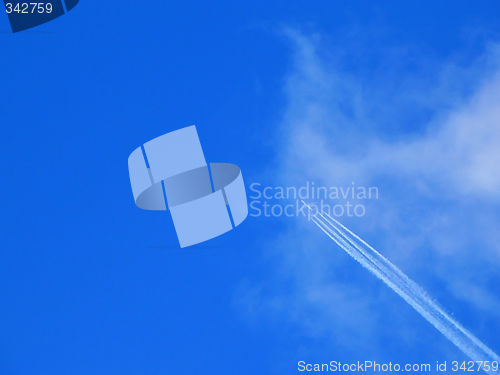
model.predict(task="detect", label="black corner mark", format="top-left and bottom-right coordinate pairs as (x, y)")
top-left (3, 0), bottom-right (79, 33)
top-left (63, 0), bottom-right (77, 11)
top-left (5, 1), bottom-right (64, 33)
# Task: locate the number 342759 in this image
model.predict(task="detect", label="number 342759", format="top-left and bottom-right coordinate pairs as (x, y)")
top-left (5, 3), bottom-right (53, 14)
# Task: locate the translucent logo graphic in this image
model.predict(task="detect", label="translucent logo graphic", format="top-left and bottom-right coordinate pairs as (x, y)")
top-left (128, 126), bottom-right (248, 248)
top-left (3, 0), bottom-right (79, 33)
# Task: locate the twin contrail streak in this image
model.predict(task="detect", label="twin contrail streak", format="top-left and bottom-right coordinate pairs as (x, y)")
top-left (302, 201), bottom-right (500, 374)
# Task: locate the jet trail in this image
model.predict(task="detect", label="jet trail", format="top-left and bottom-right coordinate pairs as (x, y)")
top-left (302, 201), bottom-right (500, 374)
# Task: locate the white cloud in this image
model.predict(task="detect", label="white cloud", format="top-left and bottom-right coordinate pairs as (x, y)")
top-left (242, 29), bottom-right (500, 361)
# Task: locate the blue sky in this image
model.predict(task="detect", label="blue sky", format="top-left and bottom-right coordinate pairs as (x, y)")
top-left (1, 1), bottom-right (500, 374)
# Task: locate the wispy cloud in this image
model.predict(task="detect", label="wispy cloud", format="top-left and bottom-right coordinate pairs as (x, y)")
top-left (239, 28), bottom-right (500, 363)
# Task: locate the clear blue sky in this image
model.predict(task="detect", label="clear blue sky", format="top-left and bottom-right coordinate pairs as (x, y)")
top-left (1, 1), bottom-right (500, 374)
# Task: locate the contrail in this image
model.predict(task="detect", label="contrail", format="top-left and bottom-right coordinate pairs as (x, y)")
top-left (302, 201), bottom-right (500, 374)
